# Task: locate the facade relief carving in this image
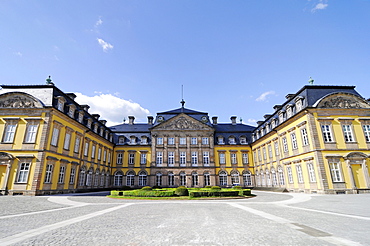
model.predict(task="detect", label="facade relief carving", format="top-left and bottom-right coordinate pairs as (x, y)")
top-left (156, 116), bottom-right (209, 130)
top-left (318, 94), bottom-right (370, 109)
top-left (0, 94), bottom-right (41, 108)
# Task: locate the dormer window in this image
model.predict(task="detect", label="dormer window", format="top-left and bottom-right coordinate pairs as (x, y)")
top-left (130, 136), bottom-right (136, 144)
top-left (56, 96), bottom-right (66, 111)
top-left (141, 136), bottom-right (147, 145)
top-left (105, 131), bottom-right (109, 139)
top-left (218, 136), bottom-right (224, 144)
top-left (279, 111), bottom-right (285, 123)
top-left (87, 118), bottom-right (92, 129)
top-left (286, 105), bottom-right (293, 118)
top-left (229, 136), bottom-right (236, 144)
top-left (271, 120), bottom-right (276, 129)
top-left (157, 116), bottom-right (164, 122)
top-left (240, 136), bottom-right (247, 144)
top-left (78, 111), bottom-right (84, 123)
top-left (68, 104), bottom-right (76, 118)
top-left (94, 124), bottom-right (98, 133)
top-left (295, 96), bottom-right (304, 112)
top-left (100, 128), bottom-right (104, 136)
top-left (118, 137), bottom-right (125, 144)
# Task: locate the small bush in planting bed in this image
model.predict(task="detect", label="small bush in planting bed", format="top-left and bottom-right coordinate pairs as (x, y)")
top-left (232, 186), bottom-right (242, 190)
top-left (189, 190), bottom-right (239, 198)
top-left (175, 186), bottom-right (189, 196)
top-left (210, 186), bottom-right (221, 191)
top-left (205, 186), bottom-right (212, 189)
top-left (141, 186), bottom-right (152, 190)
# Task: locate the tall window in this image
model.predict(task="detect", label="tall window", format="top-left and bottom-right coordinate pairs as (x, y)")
top-left (62, 133), bottom-right (71, 150)
top-left (231, 172), bottom-right (239, 185)
top-left (266, 169), bottom-right (271, 186)
top-left (271, 168), bottom-right (277, 186)
top-left (287, 166), bottom-right (293, 183)
top-left (274, 141), bottom-right (280, 156)
top-left (363, 125), bottom-right (370, 142)
top-left (242, 153), bottom-right (249, 164)
top-left (58, 166), bottom-right (65, 183)
top-left (157, 137), bottom-right (163, 145)
top-left (25, 124), bottom-right (38, 143)
top-left (78, 169), bottom-right (86, 186)
top-left (258, 149), bottom-right (262, 161)
top-left (307, 162), bottom-right (316, 182)
top-left (180, 152), bottom-right (186, 166)
top-left (17, 162), bottom-right (30, 183)
top-left (282, 137), bottom-right (288, 153)
top-left (231, 153), bottom-right (237, 164)
top-left (329, 162), bottom-right (343, 182)
top-left (291, 133), bottom-right (298, 150)
top-left (127, 171), bottom-right (135, 186)
top-left (91, 145), bottom-right (96, 158)
top-left (86, 170), bottom-right (93, 186)
top-left (191, 137), bottom-right (197, 145)
top-left (321, 125), bottom-right (333, 142)
top-left (117, 153), bottom-right (123, 164)
top-left (296, 165), bottom-right (304, 183)
top-left (218, 136), bottom-right (224, 144)
top-left (128, 152), bottom-right (135, 165)
top-left (156, 152), bottom-right (163, 166)
top-left (100, 171), bottom-right (105, 187)
top-left (94, 170), bottom-right (99, 186)
top-left (192, 172), bottom-right (198, 186)
top-left (180, 172), bottom-right (186, 186)
top-left (98, 148), bottom-right (102, 160)
top-left (44, 164), bottom-right (53, 183)
top-left (155, 173), bottom-right (162, 187)
top-left (168, 137), bottom-right (175, 145)
top-left (268, 145), bottom-right (273, 158)
top-left (301, 128), bottom-right (309, 146)
top-left (179, 137), bottom-right (186, 145)
top-left (168, 172), bottom-right (175, 186)
top-left (3, 123), bottom-right (17, 143)
top-left (74, 137), bottom-right (80, 153)
top-left (219, 171), bottom-right (227, 186)
top-left (342, 125), bottom-right (354, 142)
top-left (203, 151), bottom-right (210, 166)
top-left (202, 137), bottom-right (209, 145)
top-left (191, 152), bottom-right (198, 166)
top-left (103, 150), bottom-right (107, 162)
top-left (69, 168), bottom-right (76, 184)
top-left (262, 148), bottom-right (267, 160)
top-left (51, 128), bottom-right (59, 146)
top-left (168, 152), bottom-right (175, 166)
top-left (114, 172), bottom-right (123, 186)
top-left (243, 172), bottom-right (252, 186)
top-left (204, 172), bottom-right (211, 186)
top-left (278, 166), bottom-right (285, 185)
top-left (140, 153), bottom-right (147, 165)
top-left (219, 153), bottom-right (226, 164)
top-left (84, 142), bottom-right (89, 156)
top-left (138, 171), bottom-right (147, 186)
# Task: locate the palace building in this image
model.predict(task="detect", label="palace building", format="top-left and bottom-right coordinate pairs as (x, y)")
top-left (0, 80), bottom-right (369, 195)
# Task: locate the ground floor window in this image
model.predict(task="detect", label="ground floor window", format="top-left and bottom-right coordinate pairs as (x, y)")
top-left (278, 166), bottom-right (285, 185)
top-left (78, 169), bottom-right (86, 186)
top-left (192, 172), bottom-right (198, 186)
top-left (17, 162), bottom-right (31, 183)
top-left (139, 171), bottom-right (147, 186)
top-left (86, 170), bottom-right (93, 186)
top-left (243, 172), bottom-right (252, 186)
top-left (271, 168), bottom-right (277, 186)
top-left (156, 173), bottom-right (162, 187)
top-left (219, 171), bottom-right (227, 186)
top-left (44, 164), bottom-right (53, 183)
top-left (180, 172), bottom-right (186, 186)
top-left (114, 172), bottom-right (123, 186)
top-left (204, 172), bottom-right (211, 186)
top-left (231, 172), bottom-right (239, 185)
top-left (127, 171), bottom-right (135, 186)
top-left (168, 172), bottom-right (175, 186)
top-left (329, 162), bottom-right (343, 182)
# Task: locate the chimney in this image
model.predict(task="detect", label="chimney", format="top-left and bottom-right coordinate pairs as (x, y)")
top-left (92, 114), bottom-right (100, 120)
top-left (285, 94), bottom-right (295, 100)
top-left (273, 105), bottom-right (282, 111)
top-left (99, 120), bottom-right (107, 125)
top-left (81, 104), bottom-right (90, 112)
top-left (147, 116), bottom-right (154, 125)
top-left (128, 116), bottom-right (135, 125)
top-left (66, 93), bottom-right (77, 100)
top-left (230, 116), bottom-right (237, 125)
top-left (263, 114), bottom-right (272, 120)
top-left (212, 116), bottom-right (218, 125)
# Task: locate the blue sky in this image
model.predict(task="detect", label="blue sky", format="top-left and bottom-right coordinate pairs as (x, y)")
top-left (1, 0), bottom-right (370, 126)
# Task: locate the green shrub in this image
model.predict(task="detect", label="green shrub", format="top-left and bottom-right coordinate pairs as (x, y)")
top-left (152, 185), bottom-right (161, 189)
top-left (175, 186), bottom-right (189, 196)
top-left (189, 190), bottom-right (239, 198)
top-left (232, 186), bottom-right (242, 190)
top-left (205, 186), bottom-right (212, 189)
top-left (141, 186), bottom-right (152, 190)
top-left (239, 189), bottom-right (251, 196)
top-left (120, 190), bottom-right (175, 197)
top-left (210, 186), bottom-right (221, 191)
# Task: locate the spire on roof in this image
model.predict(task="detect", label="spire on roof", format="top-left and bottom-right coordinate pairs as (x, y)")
top-left (308, 77), bottom-right (314, 85)
top-left (46, 76), bottom-right (54, 85)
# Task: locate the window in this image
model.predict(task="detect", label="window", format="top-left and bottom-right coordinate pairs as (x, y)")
top-left (180, 152), bottom-right (186, 166)
top-left (25, 124), bottom-right (38, 143)
top-left (204, 172), bottom-right (211, 186)
top-left (329, 162), bottom-right (343, 182)
top-left (128, 152), bottom-right (135, 165)
top-left (242, 153), bottom-right (249, 164)
top-left (342, 125), bottom-right (354, 142)
top-left (69, 168), bottom-right (76, 184)
top-left (140, 153), bottom-right (147, 165)
top-left (268, 145), bottom-right (272, 158)
top-left (100, 171), bottom-right (105, 187)
top-left (287, 107), bottom-right (292, 118)
top-left (94, 170), bottom-right (99, 187)
top-left (231, 153), bottom-right (237, 164)
top-left (68, 106), bottom-right (75, 118)
top-left (84, 142), bottom-right (89, 156)
top-left (278, 166), bottom-right (285, 185)
top-left (179, 137), bottom-right (186, 145)
top-left (138, 171), bottom-right (147, 186)
top-left (127, 171), bottom-right (135, 186)
top-left (296, 165), bottom-right (304, 183)
top-left (118, 137), bottom-right (125, 144)
top-left (271, 168), bottom-right (277, 186)
top-left (307, 162), bottom-right (316, 182)
top-left (271, 120), bottom-right (276, 129)
top-left (274, 141), bottom-right (280, 156)
top-left (78, 112), bottom-right (83, 123)
top-left (258, 149), bottom-right (261, 161)
top-left (157, 137), bottom-right (163, 145)
top-left (219, 171), bottom-right (227, 186)
top-left (253, 151), bottom-right (257, 164)
top-left (114, 172), bottom-right (123, 186)
top-left (57, 101), bottom-right (64, 111)
top-left (108, 152), bottom-right (111, 164)
top-left (155, 173), bottom-right (162, 187)
top-left (180, 172), bottom-right (186, 186)
top-left (168, 137), bottom-right (175, 145)
top-left (287, 166), bottom-right (293, 183)
top-left (168, 152), bottom-right (175, 166)
top-left (203, 151), bottom-right (210, 166)
top-left (262, 148), bottom-right (267, 160)
top-left (282, 137), bottom-right (288, 153)
top-left (44, 164), bottom-right (53, 183)
top-left (363, 125), bottom-right (370, 142)
top-left (91, 145), bottom-right (96, 158)
top-left (191, 152), bottom-right (198, 166)
top-left (279, 112), bottom-right (284, 123)
top-left (231, 172), bottom-right (239, 185)
top-left (191, 137), bottom-right (197, 145)
top-left (156, 152), bottom-right (163, 166)
top-left (229, 137), bottom-right (236, 144)
top-left (130, 136), bottom-right (136, 144)
top-left (117, 153), bottom-right (123, 164)
top-left (51, 128), bottom-right (59, 146)
top-left (78, 169), bottom-right (86, 186)
top-left (58, 166), bottom-right (65, 183)
top-left (321, 125), bottom-right (333, 142)
top-left (74, 137), bottom-right (80, 153)
top-left (168, 172), bottom-right (175, 186)
top-left (301, 128), bottom-right (309, 146)
top-left (291, 133), bottom-right (298, 150)
top-left (240, 136), bottom-right (247, 144)
top-left (219, 153), bottom-right (226, 164)
top-left (98, 148), bottom-right (102, 160)
top-left (243, 172), bottom-right (252, 186)
top-left (17, 162), bottom-right (30, 183)
top-left (192, 172), bottom-right (198, 186)
top-left (218, 136), bottom-right (224, 144)
top-left (64, 133), bottom-right (71, 150)
top-left (296, 99), bottom-right (302, 111)
top-left (86, 170), bottom-right (93, 186)
top-left (141, 137), bottom-right (147, 145)
top-left (202, 137), bottom-right (209, 145)
top-left (266, 169), bottom-right (271, 186)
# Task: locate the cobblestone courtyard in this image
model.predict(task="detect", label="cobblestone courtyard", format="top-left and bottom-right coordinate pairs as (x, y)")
top-left (0, 191), bottom-right (369, 245)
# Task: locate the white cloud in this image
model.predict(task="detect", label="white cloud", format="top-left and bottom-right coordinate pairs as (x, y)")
top-left (311, 0), bottom-right (328, 12)
top-left (74, 92), bottom-right (151, 126)
top-left (97, 38), bottom-right (113, 52)
top-left (247, 119), bottom-right (257, 126)
top-left (256, 91), bottom-right (276, 102)
top-left (14, 51), bottom-right (22, 57)
top-left (95, 17), bottom-right (103, 27)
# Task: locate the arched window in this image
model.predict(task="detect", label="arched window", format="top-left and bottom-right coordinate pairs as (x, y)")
top-left (261, 170), bottom-right (265, 186)
top-left (278, 166), bottom-right (285, 185)
top-left (100, 170), bottom-right (105, 187)
top-left (204, 172), bottom-right (211, 186)
top-left (243, 171), bottom-right (252, 186)
top-left (256, 171), bottom-right (260, 186)
top-left (94, 169), bottom-right (100, 187)
top-left (231, 171), bottom-right (240, 185)
top-left (266, 169), bottom-right (271, 186)
top-left (179, 172), bottom-right (186, 186)
top-left (219, 171), bottom-right (228, 186)
top-left (168, 172), bottom-right (175, 187)
top-left (114, 171), bottom-right (123, 186)
top-left (138, 171), bottom-right (147, 187)
top-left (156, 172), bottom-right (162, 187)
top-left (271, 168), bottom-right (277, 186)
top-left (126, 171), bottom-right (135, 186)
top-left (78, 167), bottom-right (86, 186)
top-left (192, 172), bottom-right (198, 186)
top-left (86, 168), bottom-right (93, 186)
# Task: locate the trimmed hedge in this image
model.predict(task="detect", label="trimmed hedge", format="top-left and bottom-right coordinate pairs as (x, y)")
top-left (141, 186), bottom-right (153, 190)
top-left (189, 190), bottom-right (239, 198)
top-left (238, 189), bottom-right (251, 196)
top-left (174, 186), bottom-right (188, 196)
top-left (121, 190), bottom-right (175, 197)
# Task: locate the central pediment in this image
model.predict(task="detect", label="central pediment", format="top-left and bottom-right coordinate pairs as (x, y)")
top-left (152, 114), bottom-right (213, 131)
